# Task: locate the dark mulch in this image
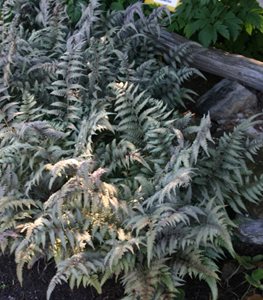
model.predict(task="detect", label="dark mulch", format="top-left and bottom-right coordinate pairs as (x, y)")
top-left (0, 255), bottom-right (123, 300)
top-left (0, 254), bottom-right (210, 300)
top-left (0, 242), bottom-right (262, 300)
top-left (0, 253), bottom-right (259, 300)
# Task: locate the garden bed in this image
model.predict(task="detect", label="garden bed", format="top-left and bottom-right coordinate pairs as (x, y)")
top-left (0, 255), bottom-right (123, 300)
top-left (1, 240), bottom-right (263, 300)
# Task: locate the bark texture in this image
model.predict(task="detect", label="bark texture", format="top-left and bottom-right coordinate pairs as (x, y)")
top-left (158, 31), bottom-right (263, 92)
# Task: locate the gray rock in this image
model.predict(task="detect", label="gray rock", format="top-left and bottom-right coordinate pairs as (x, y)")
top-left (238, 218), bottom-right (263, 245)
top-left (196, 79), bottom-right (258, 121)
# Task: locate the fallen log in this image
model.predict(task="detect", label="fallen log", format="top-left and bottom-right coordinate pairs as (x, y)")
top-left (158, 30), bottom-right (263, 92)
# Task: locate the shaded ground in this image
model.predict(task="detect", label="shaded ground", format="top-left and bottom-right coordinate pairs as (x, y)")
top-left (0, 254), bottom-right (209, 300)
top-left (0, 255), bottom-right (123, 300)
top-left (0, 242), bottom-right (263, 300)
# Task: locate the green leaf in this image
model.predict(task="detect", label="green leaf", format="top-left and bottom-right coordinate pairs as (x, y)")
top-left (198, 25), bottom-right (216, 47)
top-left (206, 277), bottom-right (218, 300)
top-left (216, 24), bottom-right (230, 39)
top-left (67, 1), bottom-right (83, 23)
top-left (245, 22), bottom-right (253, 35)
top-left (184, 19), bottom-right (207, 38)
top-left (236, 255), bottom-right (255, 270)
top-left (251, 269), bottom-right (263, 282)
top-left (223, 12), bottom-right (242, 40)
top-left (110, 1), bottom-right (124, 11)
top-left (90, 275), bottom-right (102, 294)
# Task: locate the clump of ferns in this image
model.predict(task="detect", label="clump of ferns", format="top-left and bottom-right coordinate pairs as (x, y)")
top-left (12, 159), bottom-right (132, 296)
top-left (1, 0), bottom-right (263, 300)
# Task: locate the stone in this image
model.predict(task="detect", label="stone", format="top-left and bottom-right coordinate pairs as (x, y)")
top-left (196, 79), bottom-right (258, 121)
top-left (238, 218), bottom-right (263, 245)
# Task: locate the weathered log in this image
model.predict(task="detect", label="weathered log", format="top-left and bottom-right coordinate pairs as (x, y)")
top-left (158, 30), bottom-right (263, 92)
top-left (257, 0), bottom-right (263, 8)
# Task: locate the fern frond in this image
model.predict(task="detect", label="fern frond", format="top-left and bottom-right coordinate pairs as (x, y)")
top-left (122, 259), bottom-right (176, 300)
top-left (144, 167), bottom-right (193, 207)
top-left (18, 121), bottom-right (65, 140)
top-left (187, 114), bottom-right (214, 164)
top-left (172, 248), bottom-right (219, 300)
top-left (47, 252), bottom-right (104, 300)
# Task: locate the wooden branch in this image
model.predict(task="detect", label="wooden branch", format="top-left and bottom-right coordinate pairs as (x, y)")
top-left (257, 0), bottom-right (263, 8)
top-left (158, 30), bottom-right (263, 92)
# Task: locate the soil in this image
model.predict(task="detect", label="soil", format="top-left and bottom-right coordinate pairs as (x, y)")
top-left (184, 72), bottom-right (223, 106)
top-left (0, 241), bottom-right (262, 300)
top-left (0, 255), bottom-right (123, 300)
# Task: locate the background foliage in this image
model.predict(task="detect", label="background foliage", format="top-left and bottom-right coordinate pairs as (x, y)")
top-left (65, 0), bottom-right (263, 59)
top-left (170, 0), bottom-right (263, 58)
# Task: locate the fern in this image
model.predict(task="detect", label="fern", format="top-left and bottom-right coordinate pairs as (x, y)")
top-left (1, 1), bottom-right (263, 300)
top-left (194, 116), bottom-right (263, 213)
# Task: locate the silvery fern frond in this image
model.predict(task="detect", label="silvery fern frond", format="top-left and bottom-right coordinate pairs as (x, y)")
top-left (1, 1), bottom-right (263, 300)
top-left (18, 121), bottom-right (65, 140)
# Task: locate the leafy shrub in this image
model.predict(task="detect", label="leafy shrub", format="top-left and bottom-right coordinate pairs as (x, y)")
top-left (68, 0), bottom-right (263, 58)
top-left (1, 1), bottom-right (263, 299)
top-left (170, 0), bottom-right (263, 59)
top-left (168, 0), bottom-right (263, 52)
top-left (237, 255), bottom-right (263, 291)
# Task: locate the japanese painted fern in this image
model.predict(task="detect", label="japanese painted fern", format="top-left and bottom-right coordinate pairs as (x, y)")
top-left (0, 1), bottom-right (263, 300)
